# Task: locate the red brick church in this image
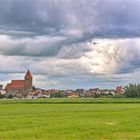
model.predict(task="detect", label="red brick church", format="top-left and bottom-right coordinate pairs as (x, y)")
top-left (5, 70), bottom-right (33, 94)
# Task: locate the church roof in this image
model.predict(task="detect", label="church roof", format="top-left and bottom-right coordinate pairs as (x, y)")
top-left (5, 80), bottom-right (25, 90)
top-left (11, 80), bottom-right (25, 88)
top-left (25, 70), bottom-right (32, 79)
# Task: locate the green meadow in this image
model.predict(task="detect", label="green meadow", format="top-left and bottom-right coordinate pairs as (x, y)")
top-left (0, 98), bottom-right (140, 140)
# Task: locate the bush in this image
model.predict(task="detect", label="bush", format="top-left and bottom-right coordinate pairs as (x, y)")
top-left (112, 94), bottom-right (125, 98)
top-left (7, 94), bottom-right (14, 99)
top-left (0, 93), bottom-right (6, 98)
top-left (94, 94), bottom-right (101, 98)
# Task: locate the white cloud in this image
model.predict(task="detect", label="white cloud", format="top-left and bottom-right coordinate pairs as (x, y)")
top-left (72, 38), bottom-right (140, 76)
top-left (0, 37), bottom-right (140, 88)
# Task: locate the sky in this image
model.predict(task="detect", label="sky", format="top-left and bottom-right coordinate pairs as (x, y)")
top-left (0, 0), bottom-right (140, 89)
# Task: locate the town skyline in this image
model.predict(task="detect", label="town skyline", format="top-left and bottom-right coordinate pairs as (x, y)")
top-left (0, 0), bottom-right (140, 89)
top-left (1, 69), bottom-right (122, 90)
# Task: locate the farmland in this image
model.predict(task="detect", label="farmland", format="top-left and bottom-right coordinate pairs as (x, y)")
top-left (0, 98), bottom-right (140, 140)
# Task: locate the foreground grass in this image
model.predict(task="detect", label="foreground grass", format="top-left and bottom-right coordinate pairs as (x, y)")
top-left (0, 103), bottom-right (140, 140)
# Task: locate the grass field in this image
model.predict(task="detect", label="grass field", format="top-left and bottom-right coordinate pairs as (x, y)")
top-left (0, 98), bottom-right (140, 140)
top-left (0, 97), bottom-right (140, 104)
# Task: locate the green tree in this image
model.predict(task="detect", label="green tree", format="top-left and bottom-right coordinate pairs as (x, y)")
top-left (50, 92), bottom-right (64, 98)
top-left (124, 83), bottom-right (140, 97)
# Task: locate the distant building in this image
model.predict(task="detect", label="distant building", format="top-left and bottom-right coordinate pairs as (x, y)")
top-left (27, 89), bottom-right (50, 99)
top-left (89, 88), bottom-right (100, 94)
top-left (76, 89), bottom-right (84, 93)
top-left (116, 86), bottom-right (123, 93)
top-left (68, 92), bottom-right (78, 98)
top-left (5, 70), bottom-right (33, 95)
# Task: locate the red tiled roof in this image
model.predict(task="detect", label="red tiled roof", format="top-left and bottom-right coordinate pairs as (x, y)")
top-left (10, 80), bottom-right (25, 88)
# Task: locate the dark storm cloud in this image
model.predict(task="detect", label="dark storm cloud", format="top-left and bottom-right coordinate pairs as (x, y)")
top-left (0, 0), bottom-right (140, 38)
top-left (0, 0), bottom-right (140, 59)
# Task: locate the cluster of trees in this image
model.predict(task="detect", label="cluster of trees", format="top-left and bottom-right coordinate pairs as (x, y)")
top-left (0, 93), bottom-right (14, 98)
top-left (50, 92), bottom-right (64, 98)
top-left (124, 84), bottom-right (140, 97)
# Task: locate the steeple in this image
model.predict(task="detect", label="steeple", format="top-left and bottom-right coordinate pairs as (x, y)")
top-left (25, 70), bottom-right (32, 79)
top-left (24, 70), bottom-right (32, 92)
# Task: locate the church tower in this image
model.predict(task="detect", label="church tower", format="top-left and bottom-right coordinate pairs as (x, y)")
top-left (24, 70), bottom-right (32, 92)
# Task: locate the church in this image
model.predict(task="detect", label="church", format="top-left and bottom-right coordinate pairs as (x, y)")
top-left (5, 70), bottom-right (33, 94)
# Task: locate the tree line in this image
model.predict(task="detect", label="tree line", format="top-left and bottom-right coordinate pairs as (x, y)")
top-left (124, 83), bottom-right (140, 97)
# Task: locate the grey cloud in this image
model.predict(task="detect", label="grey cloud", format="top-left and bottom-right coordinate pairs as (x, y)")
top-left (0, 0), bottom-right (140, 39)
top-left (0, 35), bottom-right (66, 57)
top-left (0, 0), bottom-right (140, 59)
